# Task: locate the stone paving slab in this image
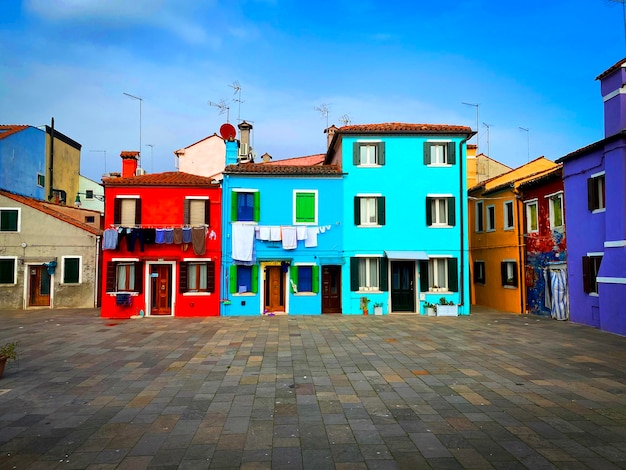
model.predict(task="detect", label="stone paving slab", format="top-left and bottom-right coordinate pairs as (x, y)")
top-left (1, 308), bottom-right (626, 469)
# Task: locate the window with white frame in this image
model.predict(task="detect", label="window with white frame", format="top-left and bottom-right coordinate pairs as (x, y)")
top-left (106, 260), bottom-right (143, 293)
top-left (0, 257), bottom-right (17, 284)
top-left (424, 141), bottom-right (456, 165)
top-left (294, 190), bottom-right (317, 224)
top-left (290, 265), bottom-right (319, 293)
top-left (37, 174), bottom-right (45, 187)
top-left (419, 257), bottom-right (458, 292)
top-left (473, 260), bottom-right (486, 284)
top-left (486, 205), bottom-right (495, 231)
top-left (62, 256), bottom-right (81, 284)
top-left (354, 196), bottom-right (385, 226)
top-left (232, 190), bottom-right (260, 222)
top-left (0, 208), bottom-right (20, 232)
top-left (582, 255), bottom-right (602, 294)
top-left (503, 201), bottom-right (514, 230)
top-left (353, 142), bottom-right (385, 166)
top-left (185, 198), bottom-right (210, 226)
top-left (475, 200), bottom-right (484, 232)
top-left (501, 260), bottom-right (518, 287)
top-left (426, 196), bottom-right (455, 227)
top-left (350, 257), bottom-right (388, 291)
top-left (180, 260), bottom-right (216, 293)
top-left (548, 192), bottom-right (564, 228)
top-left (587, 173), bottom-right (605, 212)
top-left (113, 197), bottom-right (141, 226)
top-left (525, 200), bottom-right (538, 233)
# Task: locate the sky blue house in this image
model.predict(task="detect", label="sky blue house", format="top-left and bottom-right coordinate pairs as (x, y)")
top-left (556, 58), bottom-right (626, 336)
top-left (323, 123), bottom-right (474, 315)
top-left (220, 137), bottom-right (344, 316)
top-left (0, 125), bottom-right (46, 200)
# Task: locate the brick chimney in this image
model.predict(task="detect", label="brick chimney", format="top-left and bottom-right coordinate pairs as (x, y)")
top-left (238, 121), bottom-right (253, 159)
top-left (120, 151), bottom-right (139, 177)
top-left (325, 125), bottom-right (338, 149)
top-left (597, 58), bottom-right (626, 138)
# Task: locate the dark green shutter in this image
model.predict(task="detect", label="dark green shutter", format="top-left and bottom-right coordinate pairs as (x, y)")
top-left (231, 192), bottom-right (238, 221)
top-left (426, 197), bottom-right (433, 226)
top-left (448, 258), bottom-right (458, 292)
top-left (205, 200), bottom-right (211, 226)
top-left (290, 266), bottom-right (298, 293)
top-left (312, 266), bottom-right (319, 293)
top-left (0, 210), bottom-right (17, 231)
top-left (134, 199), bottom-right (142, 226)
top-left (207, 261), bottom-right (215, 293)
top-left (350, 258), bottom-right (359, 291)
top-left (447, 142), bottom-right (456, 164)
top-left (134, 262), bottom-right (144, 293)
top-left (419, 260), bottom-right (429, 291)
top-left (354, 197), bottom-right (361, 225)
top-left (251, 265), bottom-right (259, 293)
top-left (501, 262), bottom-right (507, 286)
top-left (377, 197), bottom-right (386, 225)
top-left (378, 142), bottom-right (385, 165)
top-left (587, 178), bottom-right (595, 211)
top-left (106, 262), bottom-right (116, 292)
top-left (179, 262), bottom-right (188, 293)
top-left (0, 259), bottom-right (15, 284)
top-left (113, 198), bottom-right (122, 225)
top-left (582, 256), bottom-right (591, 293)
top-left (512, 262), bottom-right (518, 287)
top-left (64, 258), bottom-right (80, 283)
top-left (253, 192), bottom-right (261, 222)
top-left (184, 200), bottom-right (190, 225)
top-left (229, 265), bottom-right (237, 293)
top-left (380, 257), bottom-right (388, 291)
top-left (423, 142), bottom-right (431, 165)
top-left (447, 197), bottom-right (455, 226)
top-left (353, 142), bottom-right (360, 165)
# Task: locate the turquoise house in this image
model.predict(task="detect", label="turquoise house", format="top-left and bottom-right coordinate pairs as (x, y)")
top-left (220, 140), bottom-right (344, 316)
top-left (324, 123), bottom-right (474, 315)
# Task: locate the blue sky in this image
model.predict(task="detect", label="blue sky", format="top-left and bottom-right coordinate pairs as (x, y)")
top-left (1, 0), bottom-right (625, 182)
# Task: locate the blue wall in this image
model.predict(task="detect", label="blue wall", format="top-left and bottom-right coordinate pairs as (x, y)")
top-left (0, 127), bottom-right (46, 199)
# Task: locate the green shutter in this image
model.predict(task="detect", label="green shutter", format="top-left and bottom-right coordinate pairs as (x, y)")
top-left (447, 142), bottom-right (456, 165)
top-left (113, 198), bottom-right (122, 225)
top-left (135, 262), bottom-right (144, 293)
top-left (582, 256), bottom-right (591, 293)
top-left (354, 197), bottom-right (361, 225)
top-left (179, 262), bottom-right (188, 293)
top-left (380, 257), bottom-right (388, 291)
top-left (134, 199), bottom-right (142, 225)
top-left (350, 258), bottom-right (359, 291)
top-left (378, 142), bottom-right (385, 165)
top-left (231, 192), bottom-right (238, 221)
top-left (251, 265), bottom-right (259, 293)
top-left (426, 197), bottom-right (433, 226)
top-left (296, 193), bottom-right (315, 223)
top-left (587, 178), bottom-right (595, 211)
top-left (0, 259), bottom-right (15, 284)
top-left (105, 262), bottom-right (116, 292)
top-left (447, 197), bottom-right (455, 226)
top-left (377, 197), bottom-right (386, 225)
top-left (63, 258), bottom-right (80, 283)
top-left (207, 261), bottom-right (215, 293)
top-left (353, 142), bottom-right (360, 165)
top-left (448, 258), bottom-right (458, 292)
top-left (423, 142), bottom-right (431, 165)
top-left (205, 200), bottom-right (211, 227)
top-left (501, 262), bottom-right (507, 286)
top-left (419, 260), bottom-right (429, 292)
top-left (312, 266), bottom-right (319, 293)
top-left (230, 265), bottom-right (237, 293)
top-left (0, 210), bottom-right (18, 231)
top-left (253, 192), bottom-right (261, 222)
top-left (290, 266), bottom-right (298, 293)
top-left (183, 200), bottom-right (190, 225)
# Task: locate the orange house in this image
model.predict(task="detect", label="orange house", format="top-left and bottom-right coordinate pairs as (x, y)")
top-left (469, 157), bottom-right (558, 313)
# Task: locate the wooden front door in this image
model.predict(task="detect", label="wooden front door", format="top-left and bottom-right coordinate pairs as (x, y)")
top-left (391, 261), bottom-right (415, 312)
top-left (29, 265), bottom-right (51, 307)
top-left (150, 265), bottom-right (172, 315)
top-left (264, 266), bottom-right (285, 313)
top-left (322, 265), bottom-right (342, 314)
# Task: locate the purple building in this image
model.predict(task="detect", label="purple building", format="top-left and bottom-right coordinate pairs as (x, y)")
top-left (556, 58), bottom-right (626, 335)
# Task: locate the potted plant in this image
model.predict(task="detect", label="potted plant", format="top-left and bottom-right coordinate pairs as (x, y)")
top-left (437, 298), bottom-right (458, 316)
top-left (373, 302), bottom-right (383, 315)
top-left (0, 341), bottom-right (19, 379)
top-left (424, 302), bottom-right (436, 316)
top-left (360, 297), bottom-right (371, 315)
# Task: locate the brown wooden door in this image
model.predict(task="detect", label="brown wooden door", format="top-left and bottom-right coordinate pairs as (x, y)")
top-left (264, 266), bottom-right (285, 313)
top-left (322, 265), bottom-right (341, 313)
top-left (151, 265), bottom-right (171, 315)
top-left (29, 265), bottom-right (51, 307)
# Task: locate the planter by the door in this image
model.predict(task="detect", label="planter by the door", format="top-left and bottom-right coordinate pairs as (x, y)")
top-left (437, 305), bottom-right (458, 316)
top-left (426, 307), bottom-right (436, 316)
top-left (374, 306), bottom-right (383, 315)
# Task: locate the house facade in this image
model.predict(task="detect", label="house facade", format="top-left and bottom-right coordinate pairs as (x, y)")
top-left (0, 189), bottom-right (102, 310)
top-left (556, 58), bottom-right (626, 335)
top-left (469, 157), bottom-right (558, 313)
top-left (101, 152), bottom-right (222, 318)
top-left (518, 166), bottom-right (567, 318)
top-left (324, 123), bottom-right (474, 315)
top-left (175, 133), bottom-right (227, 179)
top-left (221, 140), bottom-right (343, 316)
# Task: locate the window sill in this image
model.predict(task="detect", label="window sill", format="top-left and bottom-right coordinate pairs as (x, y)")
top-left (592, 208), bottom-right (606, 214)
top-left (294, 292), bottom-right (316, 296)
top-left (588, 292), bottom-right (599, 297)
top-left (232, 292), bottom-right (256, 296)
top-left (427, 290), bottom-right (450, 294)
top-left (231, 221), bottom-right (258, 225)
top-left (107, 292), bottom-right (139, 296)
top-left (503, 285), bottom-right (518, 289)
top-left (358, 224), bottom-right (382, 228)
top-left (61, 282), bottom-right (82, 286)
top-left (430, 224), bottom-right (453, 228)
top-left (356, 164), bottom-right (382, 168)
top-left (486, 228), bottom-right (496, 233)
top-left (182, 292), bottom-right (212, 296)
top-left (426, 163), bottom-right (452, 167)
top-left (358, 288), bottom-right (381, 293)
top-left (503, 227), bottom-right (515, 231)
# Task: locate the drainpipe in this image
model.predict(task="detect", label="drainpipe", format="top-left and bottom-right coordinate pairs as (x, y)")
top-left (48, 117), bottom-right (54, 201)
top-left (458, 134), bottom-right (472, 310)
top-left (515, 188), bottom-right (526, 314)
top-left (94, 235), bottom-right (101, 308)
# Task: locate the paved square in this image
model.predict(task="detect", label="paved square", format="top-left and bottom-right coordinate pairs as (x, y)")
top-left (1, 308), bottom-right (626, 469)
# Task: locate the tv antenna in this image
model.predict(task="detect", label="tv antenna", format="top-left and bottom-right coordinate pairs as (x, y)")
top-left (482, 122), bottom-right (493, 157)
top-left (230, 80), bottom-right (244, 121)
top-left (339, 114), bottom-right (352, 126)
top-left (208, 99), bottom-right (230, 123)
top-left (608, 0), bottom-right (626, 47)
top-left (315, 104), bottom-right (330, 128)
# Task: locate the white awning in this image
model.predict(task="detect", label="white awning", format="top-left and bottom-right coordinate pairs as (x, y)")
top-left (384, 250), bottom-right (428, 260)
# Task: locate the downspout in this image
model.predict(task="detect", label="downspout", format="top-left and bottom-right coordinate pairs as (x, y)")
top-left (94, 235), bottom-right (101, 308)
top-left (48, 117), bottom-right (54, 201)
top-left (515, 188), bottom-right (526, 314)
top-left (458, 134), bottom-right (472, 310)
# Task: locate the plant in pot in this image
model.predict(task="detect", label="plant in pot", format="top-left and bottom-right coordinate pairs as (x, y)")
top-left (424, 302), bottom-right (437, 316)
top-left (373, 302), bottom-right (383, 315)
top-left (0, 341), bottom-right (19, 379)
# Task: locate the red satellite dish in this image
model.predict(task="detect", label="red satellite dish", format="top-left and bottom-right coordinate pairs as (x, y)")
top-left (220, 123), bottom-right (237, 141)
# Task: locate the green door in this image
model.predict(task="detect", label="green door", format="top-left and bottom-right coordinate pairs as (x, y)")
top-left (391, 261), bottom-right (415, 312)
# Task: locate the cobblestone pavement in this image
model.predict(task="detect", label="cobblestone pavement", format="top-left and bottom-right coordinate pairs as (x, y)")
top-left (1, 308), bottom-right (626, 469)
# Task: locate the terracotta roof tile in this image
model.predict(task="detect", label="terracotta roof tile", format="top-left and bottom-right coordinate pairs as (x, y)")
top-left (103, 171), bottom-right (219, 187)
top-left (262, 154), bottom-right (325, 166)
top-left (224, 164), bottom-right (342, 176)
top-left (120, 150), bottom-right (140, 158)
top-left (0, 125), bottom-right (29, 140)
top-left (596, 58), bottom-right (626, 81)
top-left (337, 122), bottom-right (473, 134)
top-left (0, 189), bottom-right (102, 236)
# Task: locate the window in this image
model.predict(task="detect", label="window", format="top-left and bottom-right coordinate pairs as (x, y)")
top-left (504, 201), bottom-right (514, 230)
top-left (473, 260), bottom-right (486, 284)
top-left (85, 216), bottom-right (95, 224)
top-left (525, 200), bottom-right (538, 233)
top-left (501, 261), bottom-right (518, 287)
top-left (419, 258), bottom-right (459, 292)
top-left (353, 142), bottom-right (385, 166)
top-left (229, 265), bottom-right (258, 294)
top-left (0, 257), bottom-right (17, 284)
top-left (185, 198), bottom-right (210, 226)
top-left (113, 198), bottom-right (141, 226)
top-left (62, 257), bottom-right (81, 284)
top-left (475, 201), bottom-right (484, 232)
top-left (231, 190), bottom-right (260, 222)
top-left (426, 197), bottom-right (455, 226)
top-left (350, 257), bottom-right (388, 291)
top-left (424, 141), bottom-right (456, 165)
top-left (582, 255), bottom-right (603, 294)
top-left (548, 193), bottom-right (564, 228)
top-left (37, 174), bottom-right (45, 187)
top-left (0, 208), bottom-right (20, 232)
top-left (290, 265), bottom-right (319, 293)
top-left (86, 190), bottom-right (94, 199)
top-left (587, 173), bottom-right (605, 212)
top-left (354, 196), bottom-right (385, 226)
top-left (294, 191), bottom-right (317, 224)
top-left (180, 260), bottom-right (215, 293)
top-left (486, 205), bottom-right (495, 231)
top-left (105, 261), bottom-right (143, 293)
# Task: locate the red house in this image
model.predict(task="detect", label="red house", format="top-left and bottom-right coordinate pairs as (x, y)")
top-left (101, 151), bottom-right (222, 318)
